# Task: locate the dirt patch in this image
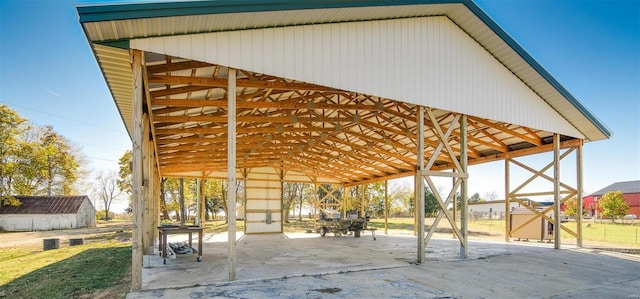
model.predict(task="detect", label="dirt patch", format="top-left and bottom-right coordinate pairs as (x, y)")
top-left (311, 287), bottom-right (342, 294)
top-left (0, 222), bottom-right (130, 249)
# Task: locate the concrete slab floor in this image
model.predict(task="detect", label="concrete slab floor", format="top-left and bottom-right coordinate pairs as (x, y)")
top-left (129, 232), bottom-right (640, 298)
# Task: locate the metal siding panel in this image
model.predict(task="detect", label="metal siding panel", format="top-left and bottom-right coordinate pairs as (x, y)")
top-left (191, 34), bottom-right (205, 62)
top-left (262, 28), bottom-right (274, 75)
top-left (132, 16), bottom-right (583, 138)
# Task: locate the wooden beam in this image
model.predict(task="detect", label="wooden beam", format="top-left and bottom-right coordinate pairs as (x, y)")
top-left (130, 49), bottom-right (144, 292)
top-left (505, 159), bottom-right (510, 242)
top-left (576, 141), bottom-right (583, 247)
top-left (146, 61), bottom-right (213, 74)
top-left (459, 114), bottom-right (468, 259)
top-left (416, 106), bottom-right (425, 264)
top-left (227, 68), bottom-right (237, 281)
top-left (468, 116), bottom-right (542, 146)
top-left (553, 133), bottom-right (561, 249)
top-left (149, 75), bottom-right (337, 92)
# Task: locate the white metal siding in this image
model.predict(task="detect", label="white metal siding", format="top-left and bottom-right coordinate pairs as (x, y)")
top-left (132, 16), bottom-right (583, 139)
top-left (0, 214), bottom-right (77, 231)
top-left (244, 167), bottom-right (282, 233)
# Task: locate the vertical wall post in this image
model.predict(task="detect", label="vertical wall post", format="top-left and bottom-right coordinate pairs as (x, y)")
top-left (142, 113), bottom-right (152, 256)
top-left (416, 106), bottom-right (425, 264)
top-left (505, 159), bottom-right (510, 242)
top-left (242, 169), bottom-right (248, 234)
top-left (452, 168), bottom-right (457, 239)
top-left (360, 185), bottom-right (365, 217)
top-left (459, 115), bottom-right (468, 259)
top-left (576, 141), bottom-right (584, 247)
top-left (200, 176), bottom-right (206, 226)
top-left (313, 178), bottom-right (318, 229)
top-left (553, 133), bottom-right (561, 249)
top-left (195, 178), bottom-right (202, 226)
top-left (384, 180), bottom-right (388, 235)
top-left (227, 68), bottom-right (237, 281)
top-left (130, 49), bottom-right (144, 291)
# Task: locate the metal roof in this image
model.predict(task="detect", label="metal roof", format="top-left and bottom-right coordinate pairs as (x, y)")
top-left (77, 0), bottom-right (611, 142)
top-left (589, 180), bottom-right (640, 196)
top-left (0, 196), bottom-right (93, 215)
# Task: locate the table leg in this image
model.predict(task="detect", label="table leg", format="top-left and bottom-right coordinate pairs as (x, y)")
top-left (197, 230), bottom-right (203, 262)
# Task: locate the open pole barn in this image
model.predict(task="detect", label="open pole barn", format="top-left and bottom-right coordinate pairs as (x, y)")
top-left (76, 0), bottom-right (611, 291)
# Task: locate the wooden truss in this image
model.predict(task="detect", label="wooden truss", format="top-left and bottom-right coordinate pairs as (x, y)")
top-left (141, 57), bottom-right (570, 186)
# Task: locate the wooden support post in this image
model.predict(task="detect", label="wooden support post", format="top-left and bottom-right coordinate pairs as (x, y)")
top-left (342, 185), bottom-right (347, 219)
top-left (243, 169), bottom-right (248, 234)
top-left (200, 177), bottom-right (206, 226)
top-left (452, 167), bottom-right (456, 239)
top-left (130, 49), bottom-right (144, 291)
top-left (459, 115), bottom-right (468, 259)
top-left (227, 68), bottom-right (237, 281)
top-left (576, 141), bottom-right (583, 247)
top-left (384, 180), bottom-right (388, 235)
top-left (416, 106), bottom-right (425, 264)
top-left (505, 159), bottom-right (511, 242)
top-left (195, 178), bottom-right (201, 226)
top-left (360, 185), bottom-right (365, 217)
top-left (553, 133), bottom-right (561, 249)
top-left (154, 164), bottom-right (161, 249)
top-left (414, 176), bottom-right (417, 236)
top-left (313, 178), bottom-right (318, 229)
top-left (142, 113), bottom-right (152, 255)
top-left (279, 168), bottom-right (284, 233)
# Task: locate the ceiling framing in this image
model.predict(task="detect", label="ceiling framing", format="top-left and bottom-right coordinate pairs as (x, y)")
top-left (144, 55), bottom-right (571, 185)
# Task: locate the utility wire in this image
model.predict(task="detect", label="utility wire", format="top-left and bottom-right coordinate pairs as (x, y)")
top-left (1, 101), bottom-right (128, 135)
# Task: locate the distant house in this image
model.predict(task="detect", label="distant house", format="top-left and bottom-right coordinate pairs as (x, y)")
top-left (583, 180), bottom-right (640, 217)
top-left (0, 195), bottom-right (97, 231)
top-left (468, 199), bottom-right (537, 219)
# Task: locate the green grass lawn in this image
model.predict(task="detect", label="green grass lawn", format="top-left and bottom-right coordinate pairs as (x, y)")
top-left (0, 241), bottom-right (131, 299)
top-left (367, 217), bottom-right (640, 247)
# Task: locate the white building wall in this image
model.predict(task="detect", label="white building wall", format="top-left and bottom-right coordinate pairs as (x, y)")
top-left (76, 200), bottom-right (97, 228)
top-left (244, 167), bottom-right (282, 233)
top-left (131, 16), bottom-right (583, 139)
top-left (0, 214), bottom-right (77, 231)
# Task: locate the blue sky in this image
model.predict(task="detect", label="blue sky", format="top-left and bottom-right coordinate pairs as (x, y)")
top-left (1, 0), bottom-right (638, 205)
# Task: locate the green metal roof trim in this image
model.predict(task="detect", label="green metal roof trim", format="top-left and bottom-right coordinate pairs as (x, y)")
top-left (77, 0), bottom-right (458, 22)
top-left (77, 0), bottom-right (612, 139)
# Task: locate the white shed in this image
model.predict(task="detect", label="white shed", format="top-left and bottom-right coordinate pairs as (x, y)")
top-left (0, 196), bottom-right (97, 231)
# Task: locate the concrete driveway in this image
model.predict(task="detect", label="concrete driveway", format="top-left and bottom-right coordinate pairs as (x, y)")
top-left (128, 232), bottom-right (640, 298)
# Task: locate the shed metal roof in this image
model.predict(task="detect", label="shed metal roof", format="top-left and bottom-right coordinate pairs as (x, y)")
top-left (0, 196), bottom-right (93, 215)
top-left (589, 180), bottom-right (640, 196)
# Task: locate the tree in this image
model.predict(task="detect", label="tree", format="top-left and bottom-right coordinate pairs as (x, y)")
top-left (564, 197), bottom-right (578, 218)
top-left (424, 187), bottom-right (439, 217)
top-left (469, 192), bottom-right (483, 203)
top-left (9, 125), bottom-right (82, 196)
top-left (93, 171), bottom-right (122, 221)
top-left (0, 105), bottom-right (28, 198)
top-left (117, 150), bottom-right (132, 213)
top-left (599, 191), bottom-right (629, 222)
top-left (0, 106), bottom-right (83, 197)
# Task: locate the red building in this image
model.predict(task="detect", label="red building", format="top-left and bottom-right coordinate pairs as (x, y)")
top-left (583, 180), bottom-right (640, 218)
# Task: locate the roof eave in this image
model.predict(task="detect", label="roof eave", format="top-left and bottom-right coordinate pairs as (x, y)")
top-left (77, 0), bottom-right (460, 23)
